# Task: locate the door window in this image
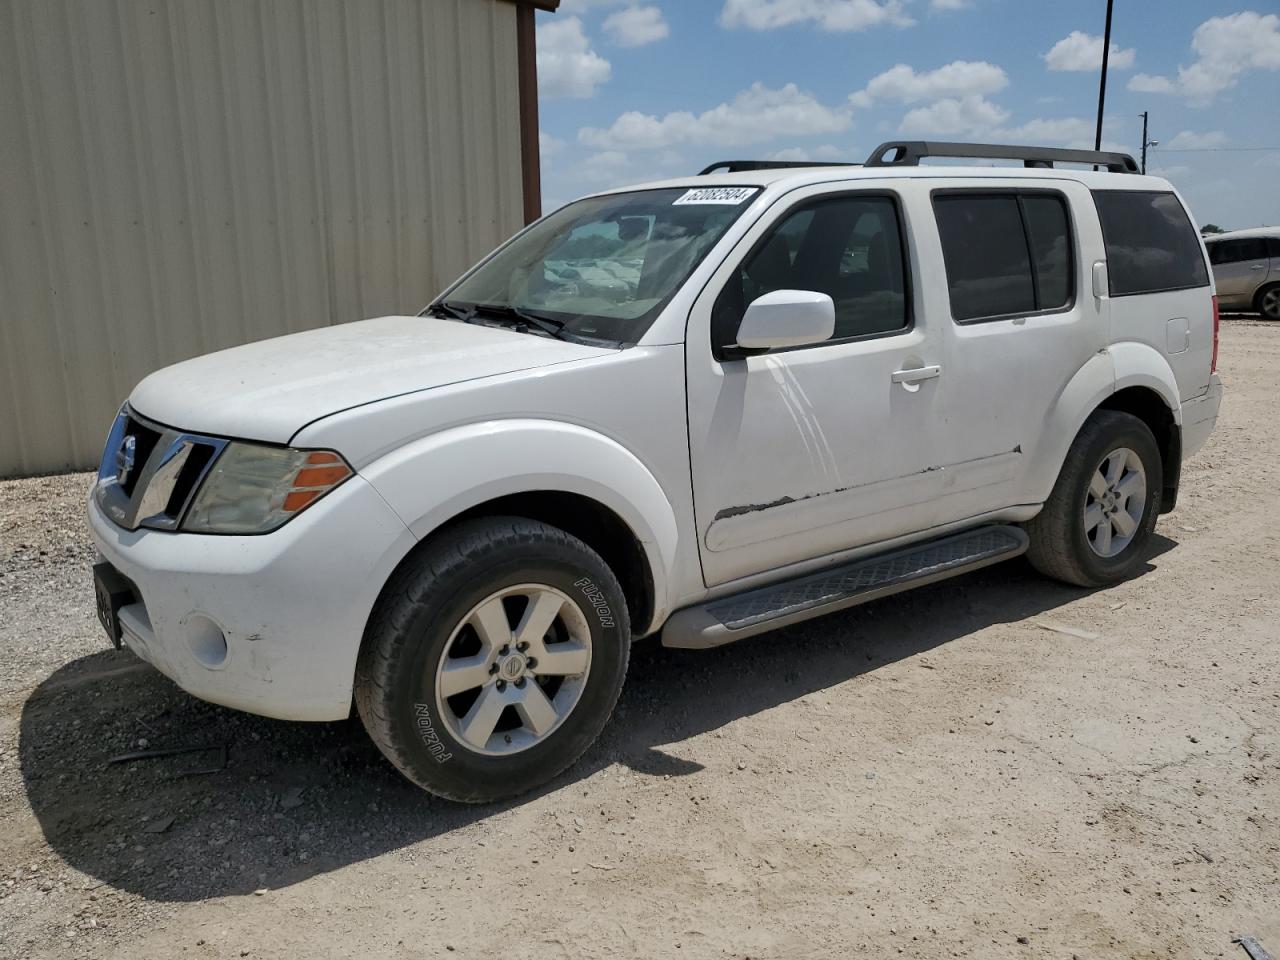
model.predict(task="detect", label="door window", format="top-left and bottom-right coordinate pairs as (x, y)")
top-left (932, 192), bottom-right (1073, 322)
top-left (712, 195), bottom-right (910, 352)
top-left (1092, 190), bottom-right (1209, 296)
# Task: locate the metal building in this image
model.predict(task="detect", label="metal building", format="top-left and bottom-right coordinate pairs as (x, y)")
top-left (0, 0), bottom-right (556, 477)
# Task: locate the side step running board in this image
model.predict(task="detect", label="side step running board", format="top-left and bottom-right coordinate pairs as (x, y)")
top-left (662, 524), bottom-right (1028, 649)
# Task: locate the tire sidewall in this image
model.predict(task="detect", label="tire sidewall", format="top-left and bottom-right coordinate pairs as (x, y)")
top-left (1071, 419), bottom-right (1163, 582)
top-left (382, 538), bottom-right (629, 801)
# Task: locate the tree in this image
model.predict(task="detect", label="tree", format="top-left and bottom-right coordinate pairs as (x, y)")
top-left (1200, 223), bottom-right (1227, 235)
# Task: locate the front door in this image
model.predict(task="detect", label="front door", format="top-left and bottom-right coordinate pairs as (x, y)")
top-left (686, 186), bottom-right (946, 587)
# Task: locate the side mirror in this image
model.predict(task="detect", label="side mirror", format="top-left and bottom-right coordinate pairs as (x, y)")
top-left (735, 289), bottom-right (835, 351)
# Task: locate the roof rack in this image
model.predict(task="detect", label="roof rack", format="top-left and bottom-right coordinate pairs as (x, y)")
top-left (864, 141), bottom-right (1139, 173)
top-left (698, 160), bottom-right (861, 175)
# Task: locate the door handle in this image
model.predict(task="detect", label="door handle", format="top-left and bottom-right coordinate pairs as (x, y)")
top-left (1251, 264), bottom-right (1266, 270)
top-left (891, 365), bottom-right (941, 384)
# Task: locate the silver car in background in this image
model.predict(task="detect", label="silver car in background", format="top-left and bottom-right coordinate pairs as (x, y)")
top-left (1205, 227), bottom-right (1280, 320)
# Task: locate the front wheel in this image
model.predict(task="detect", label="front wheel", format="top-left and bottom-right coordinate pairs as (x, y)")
top-left (1025, 410), bottom-right (1163, 587)
top-left (355, 517), bottom-right (630, 803)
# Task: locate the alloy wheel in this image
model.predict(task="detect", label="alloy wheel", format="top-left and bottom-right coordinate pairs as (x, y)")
top-left (1083, 447), bottom-right (1147, 558)
top-left (433, 584), bottom-right (592, 756)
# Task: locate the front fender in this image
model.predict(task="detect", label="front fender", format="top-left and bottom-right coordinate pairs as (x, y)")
top-left (358, 419), bottom-right (680, 632)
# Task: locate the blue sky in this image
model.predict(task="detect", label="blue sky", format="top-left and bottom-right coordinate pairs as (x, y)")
top-left (535, 1), bottom-right (1280, 228)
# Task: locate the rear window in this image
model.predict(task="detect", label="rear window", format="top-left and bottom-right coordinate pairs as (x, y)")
top-left (1092, 190), bottom-right (1209, 296)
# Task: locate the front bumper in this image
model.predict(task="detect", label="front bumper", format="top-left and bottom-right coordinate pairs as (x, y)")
top-left (87, 475), bottom-right (417, 721)
top-left (1181, 373), bottom-right (1223, 460)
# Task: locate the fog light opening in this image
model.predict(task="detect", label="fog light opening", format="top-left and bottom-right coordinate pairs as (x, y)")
top-left (185, 615), bottom-right (229, 669)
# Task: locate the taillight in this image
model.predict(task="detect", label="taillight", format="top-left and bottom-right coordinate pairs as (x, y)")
top-left (1211, 295), bottom-right (1220, 374)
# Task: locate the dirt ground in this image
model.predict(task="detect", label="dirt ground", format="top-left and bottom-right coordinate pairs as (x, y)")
top-left (1, 320), bottom-right (1277, 960)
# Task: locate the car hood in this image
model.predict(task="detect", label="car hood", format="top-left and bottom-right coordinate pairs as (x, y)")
top-left (129, 315), bottom-right (614, 443)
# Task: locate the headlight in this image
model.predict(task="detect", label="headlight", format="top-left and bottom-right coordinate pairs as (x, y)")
top-left (182, 443), bottom-right (352, 534)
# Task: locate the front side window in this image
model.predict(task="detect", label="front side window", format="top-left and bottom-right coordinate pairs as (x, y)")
top-left (711, 194), bottom-right (910, 351)
top-left (1092, 190), bottom-right (1209, 296)
top-left (932, 191), bottom-right (1073, 323)
top-left (439, 187), bottom-right (757, 344)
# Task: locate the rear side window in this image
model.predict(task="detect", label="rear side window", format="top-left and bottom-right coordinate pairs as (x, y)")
top-left (1208, 238), bottom-right (1268, 265)
top-left (1092, 190), bottom-right (1209, 296)
top-left (932, 192), bottom-right (1073, 322)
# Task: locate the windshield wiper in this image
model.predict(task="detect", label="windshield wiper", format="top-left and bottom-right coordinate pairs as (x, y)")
top-left (470, 304), bottom-right (570, 340)
top-left (428, 300), bottom-right (475, 322)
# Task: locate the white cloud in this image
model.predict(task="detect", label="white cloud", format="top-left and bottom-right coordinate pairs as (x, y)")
top-left (720, 0), bottom-right (913, 32)
top-left (539, 131), bottom-right (565, 157)
top-left (1128, 73), bottom-right (1174, 94)
top-left (930, 0), bottom-right (970, 10)
top-left (537, 17), bottom-right (611, 99)
top-left (581, 151), bottom-right (630, 182)
top-left (1166, 130), bottom-right (1229, 150)
top-left (851, 60), bottom-right (1007, 108)
top-left (558, 0), bottom-right (624, 12)
top-left (1149, 164), bottom-right (1192, 180)
top-left (1043, 31), bottom-right (1135, 72)
top-left (765, 144), bottom-right (851, 161)
top-left (1001, 117), bottom-right (1096, 146)
top-left (898, 95), bottom-right (1009, 136)
top-left (579, 82), bottom-right (852, 150)
top-left (603, 5), bottom-right (669, 47)
top-left (897, 99), bottom-right (1121, 151)
top-left (1123, 12), bottom-right (1280, 104)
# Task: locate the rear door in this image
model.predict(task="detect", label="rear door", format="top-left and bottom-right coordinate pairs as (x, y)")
top-left (920, 178), bottom-right (1108, 520)
top-left (1208, 237), bottom-right (1270, 308)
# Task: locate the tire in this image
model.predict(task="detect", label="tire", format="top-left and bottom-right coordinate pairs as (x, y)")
top-left (355, 516), bottom-right (631, 803)
top-left (1025, 410), bottom-right (1163, 588)
top-left (1256, 283), bottom-right (1280, 322)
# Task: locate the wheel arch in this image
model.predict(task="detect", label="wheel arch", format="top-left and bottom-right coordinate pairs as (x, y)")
top-left (1029, 345), bottom-right (1183, 513)
top-left (1256, 280), bottom-right (1280, 319)
top-left (1098, 385), bottom-right (1181, 513)
top-left (359, 419), bottom-right (680, 636)
top-left (1108, 342), bottom-right (1184, 514)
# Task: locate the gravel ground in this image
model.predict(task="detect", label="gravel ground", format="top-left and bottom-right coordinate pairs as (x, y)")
top-left (1, 320), bottom-right (1277, 960)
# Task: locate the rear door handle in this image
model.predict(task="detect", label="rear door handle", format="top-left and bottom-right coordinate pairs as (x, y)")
top-left (1251, 264), bottom-right (1266, 270)
top-left (891, 365), bottom-right (941, 384)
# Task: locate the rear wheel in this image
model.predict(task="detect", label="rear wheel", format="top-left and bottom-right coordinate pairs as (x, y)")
top-left (355, 517), bottom-right (630, 803)
top-left (1257, 283), bottom-right (1280, 322)
top-left (1025, 410), bottom-right (1163, 587)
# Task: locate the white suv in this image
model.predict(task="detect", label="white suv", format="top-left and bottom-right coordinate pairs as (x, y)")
top-left (88, 141), bottom-right (1223, 802)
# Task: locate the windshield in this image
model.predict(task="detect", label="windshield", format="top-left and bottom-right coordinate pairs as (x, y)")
top-left (435, 186), bottom-right (759, 344)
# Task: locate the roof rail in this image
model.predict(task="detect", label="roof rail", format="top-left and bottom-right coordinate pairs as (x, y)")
top-left (698, 160), bottom-right (860, 175)
top-left (864, 141), bottom-right (1140, 174)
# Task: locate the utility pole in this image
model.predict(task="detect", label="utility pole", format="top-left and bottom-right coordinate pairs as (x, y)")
top-left (1140, 111), bottom-right (1148, 174)
top-left (1094, 0), bottom-right (1115, 151)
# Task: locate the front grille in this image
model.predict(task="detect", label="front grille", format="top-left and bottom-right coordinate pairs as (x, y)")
top-left (94, 407), bottom-right (228, 532)
top-left (118, 414), bottom-right (163, 498)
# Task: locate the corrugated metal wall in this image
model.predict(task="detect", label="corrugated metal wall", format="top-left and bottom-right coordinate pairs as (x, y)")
top-left (0, 0), bottom-right (525, 477)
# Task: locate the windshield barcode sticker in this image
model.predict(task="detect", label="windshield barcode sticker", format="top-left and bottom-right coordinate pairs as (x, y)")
top-left (672, 187), bottom-right (758, 206)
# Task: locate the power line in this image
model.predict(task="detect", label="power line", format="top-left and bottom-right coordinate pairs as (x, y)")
top-left (1154, 146), bottom-right (1280, 153)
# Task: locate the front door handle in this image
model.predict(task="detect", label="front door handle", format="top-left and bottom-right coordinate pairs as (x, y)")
top-left (891, 365), bottom-right (941, 384)
top-left (1251, 264), bottom-right (1266, 270)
